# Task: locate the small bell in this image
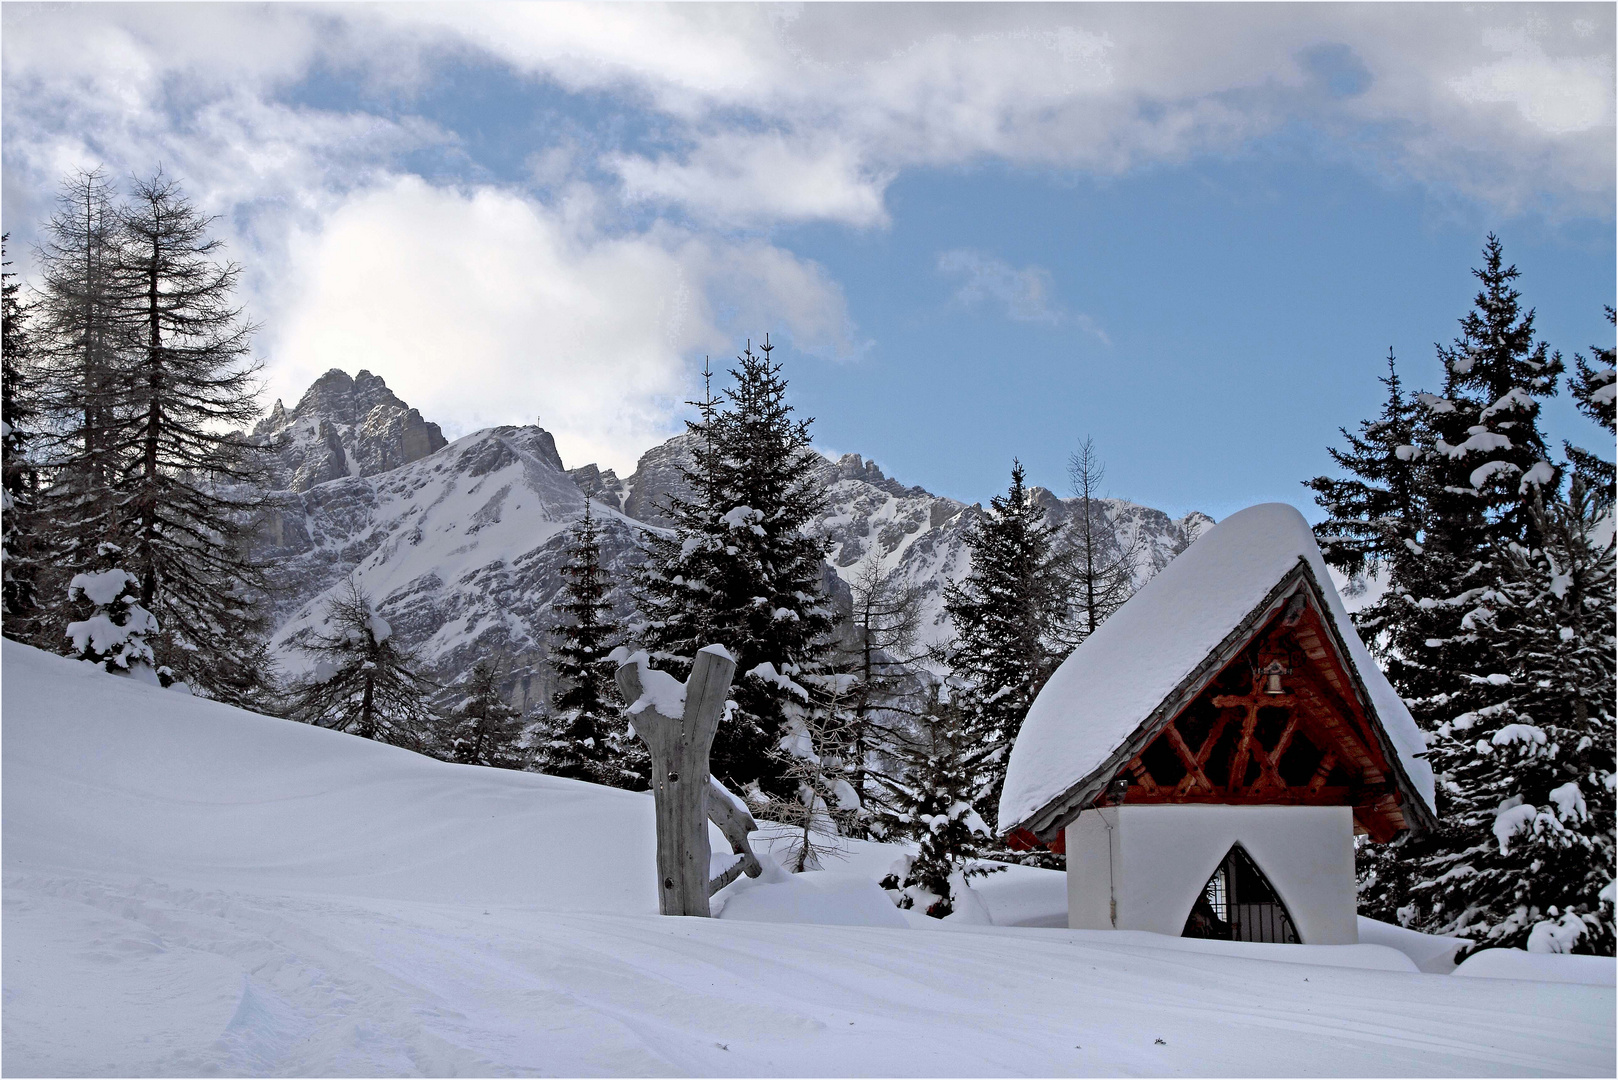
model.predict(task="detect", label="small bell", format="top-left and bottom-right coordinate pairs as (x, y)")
top-left (1260, 660), bottom-right (1288, 695)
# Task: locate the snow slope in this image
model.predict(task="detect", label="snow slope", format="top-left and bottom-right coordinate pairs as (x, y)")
top-left (5, 641), bottom-right (1612, 1076)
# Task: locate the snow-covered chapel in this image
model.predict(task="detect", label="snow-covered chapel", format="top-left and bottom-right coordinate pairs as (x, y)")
top-left (998, 503), bottom-right (1438, 945)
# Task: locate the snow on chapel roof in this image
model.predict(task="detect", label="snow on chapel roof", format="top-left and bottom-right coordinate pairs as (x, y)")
top-left (999, 502), bottom-right (1436, 838)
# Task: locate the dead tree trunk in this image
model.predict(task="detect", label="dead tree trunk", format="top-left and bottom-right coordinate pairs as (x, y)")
top-left (616, 645), bottom-right (754, 916)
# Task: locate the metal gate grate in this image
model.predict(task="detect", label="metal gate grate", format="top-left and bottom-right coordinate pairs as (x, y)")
top-left (1182, 844), bottom-right (1301, 944)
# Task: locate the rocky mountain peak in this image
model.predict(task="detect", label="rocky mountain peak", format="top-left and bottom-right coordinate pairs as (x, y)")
top-left (252, 368), bottom-right (447, 491)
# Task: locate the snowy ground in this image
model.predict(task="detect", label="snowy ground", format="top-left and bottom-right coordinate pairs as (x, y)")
top-left (3, 642), bottom-right (1613, 1076)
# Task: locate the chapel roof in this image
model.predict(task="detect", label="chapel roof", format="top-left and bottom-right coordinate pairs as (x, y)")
top-left (998, 503), bottom-right (1437, 841)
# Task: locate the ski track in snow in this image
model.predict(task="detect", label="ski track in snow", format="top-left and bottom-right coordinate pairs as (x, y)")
top-left (3, 642), bottom-right (1612, 1077)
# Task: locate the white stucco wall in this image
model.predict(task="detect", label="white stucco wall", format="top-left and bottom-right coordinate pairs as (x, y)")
top-left (1064, 804), bottom-right (1358, 945)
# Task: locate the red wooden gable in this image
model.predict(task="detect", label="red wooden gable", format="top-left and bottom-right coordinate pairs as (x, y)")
top-left (1008, 590), bottom-right (1417, 850)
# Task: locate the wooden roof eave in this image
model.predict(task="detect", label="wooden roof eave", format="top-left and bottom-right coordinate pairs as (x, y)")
top-left (1289, 562), bottom-right (1439, 833)
top-left (1013, 564), bottom-right (1311, 844)
top-left (1012, 557), bottom-right (1437, 844)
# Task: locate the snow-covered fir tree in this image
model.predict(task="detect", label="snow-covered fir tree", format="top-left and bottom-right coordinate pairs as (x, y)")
top-left (1305, 349), bottom-right (1430, 687)
top-left (874, 687), bottom-right (1001, 918)
top-left (2, 234), bottom-right (45, 641)
top-left (534, 501), bottom-right (641, 786)
top-left (635, 339), bottom-right (834, 795)
top-left (1316, 240), bottom-right (1605, 947)
top-left (288, 580), bottom-right (438, 752)
top-left (1564, 306), bottom-right (1615, 507)
top-left (448, 659), bottom-right (527, 769)
top-left (1395, 236), bottom-right (1564, 729)
top-left (64, 550), bottom-right (161, 684)
top-left (1369, 480), bottom-right (1615, 955)
top-left (943, 459), bottom-right (1074, 829)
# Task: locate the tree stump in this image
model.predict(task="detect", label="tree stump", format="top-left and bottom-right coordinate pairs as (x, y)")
top-left (616, 645), bottom-right (759, 917)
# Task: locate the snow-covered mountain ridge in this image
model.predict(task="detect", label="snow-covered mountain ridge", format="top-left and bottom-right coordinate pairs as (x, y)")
top-left (252, 370), bottom-right (1213, 708)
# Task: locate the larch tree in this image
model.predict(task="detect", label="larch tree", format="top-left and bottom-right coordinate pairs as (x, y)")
top-left (636, 339), bottom-right (834, 796)
top-left (535, 501), bottom-right (640, 786)
top-left (757, 675), bottom-right (862, 872)
top-left (111, 169), bottom-right (274, 706)
top-left (1066, 436), bottom-right (1143, 640)
top-left (288, 580), bottom-right (438, 752)
top-left (839, 554), bottom-right (926, 837)
top-left (32, 169), bottom-right (126, 636)
top-left (3, 234), bottom-right (45, 640)
top-left (943, 459), bottom-right (1075, 829)
top-left (449, 659), bottom-right (528, 770)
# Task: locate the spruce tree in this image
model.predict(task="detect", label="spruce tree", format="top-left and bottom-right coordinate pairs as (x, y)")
top-left (874, 687), bottom-right (1002, 918)
top-left (1398, 236), bottom-right (1563, 729)
top-left (1376, 480), bottom-right (1615, 955)
top-left (449, 659), bottom-right (528, 769)
top-left (1305, 349), bottom-right (1430, 689)
top-left (64, 550), bottom-right (161, 683)
top-left (1427, 233), bottom-right (1563, 538)
top-left (110, 169), bottom-right (274, 706)
top-left (943, 459), bottom-right (1075, 828)
top-left (636, 338), bottom-right (834, 795)
top-left (535, 501), bottom-right (641, 786)
top-left (288, 581), bottom-right (438, 751)
top-left (1564, 306), bottom-right (1615, 508)
top-left (3, 234), bottom-right (45, 641)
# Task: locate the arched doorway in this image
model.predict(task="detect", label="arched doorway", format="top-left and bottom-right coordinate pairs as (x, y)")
top-left (1182, 844), bottom-right (1301, 943)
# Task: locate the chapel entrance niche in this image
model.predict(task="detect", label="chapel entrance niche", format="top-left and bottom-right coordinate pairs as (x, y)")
top-left (1182, 844), bottom-right (1300, 944)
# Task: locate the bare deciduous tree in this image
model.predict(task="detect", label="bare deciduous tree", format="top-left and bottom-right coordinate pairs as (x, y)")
top-left (1066, 436), bottom-right (1143, 640)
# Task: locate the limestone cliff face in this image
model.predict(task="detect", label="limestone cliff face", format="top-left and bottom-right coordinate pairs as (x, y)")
top-left (253, 369), bottom-right (448, 492)
top-left (252, 370), bottom-right (1212, 708)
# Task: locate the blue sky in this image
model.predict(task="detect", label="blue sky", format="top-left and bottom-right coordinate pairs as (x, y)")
top-left (3, 3), bottom-right (1612, 520)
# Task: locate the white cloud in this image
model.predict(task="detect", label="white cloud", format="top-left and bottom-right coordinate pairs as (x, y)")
top-left (2, 1), bottom-right (1608, 475)
top-left (936, 248), bottom-right (1110, 344)
top-left (266, 176), bottom-right (851, 474)
top-left (938, 250), bottom-right (1062, 325)
top-left (612, 131), bottom-right (892, 228)
top-left (372, 3), bottom-right (1614, 222)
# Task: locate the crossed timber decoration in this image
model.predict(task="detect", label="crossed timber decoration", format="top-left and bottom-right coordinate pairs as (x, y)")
top-left (1106, 600), bottom-right (1404, 841)
top-left (615, 645), bottom-right (763, 917)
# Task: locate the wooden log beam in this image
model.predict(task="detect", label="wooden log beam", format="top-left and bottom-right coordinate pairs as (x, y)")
top-left (1124, 787), bottom-right (1351, 806)
top-left (1211, 694), bottom-right (1295, 708)
top-left (1306, 749), bottom-right (1339, 796)
top-left (1127, 756), bottom-right (1159, 796)
top-left (1251, 712), bottom-right (1302, 792)
top-left (1227, 705), bottom-right (1258, 793)
top-left (616, 646), bottom-right (737, 917)
top-left (1165, 723), bottom-right (1214, 795)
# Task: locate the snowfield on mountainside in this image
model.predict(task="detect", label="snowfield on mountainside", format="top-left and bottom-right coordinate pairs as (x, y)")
top-left (3, 641), bottom-right (1613, 1077)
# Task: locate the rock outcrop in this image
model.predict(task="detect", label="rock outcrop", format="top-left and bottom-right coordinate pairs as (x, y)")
top-left (253, 369), bottom-right (448, 492)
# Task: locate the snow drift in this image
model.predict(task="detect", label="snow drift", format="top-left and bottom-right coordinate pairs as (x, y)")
top-left (3, 641), bottom-right (1611, 1076)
